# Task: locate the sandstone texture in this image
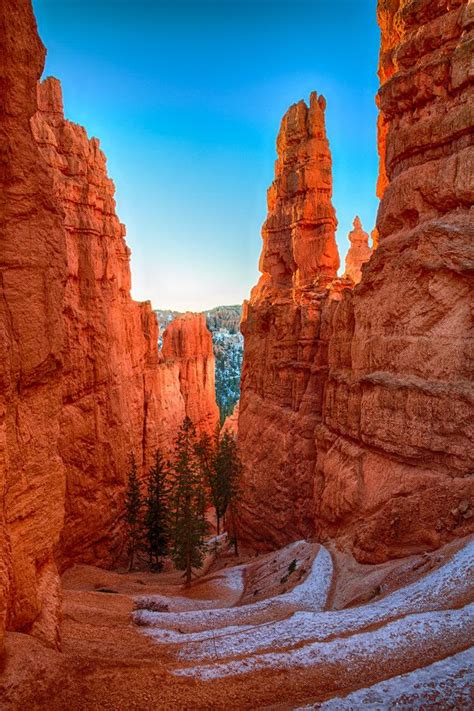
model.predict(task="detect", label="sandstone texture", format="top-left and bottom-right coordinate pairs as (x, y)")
top-left (239, 0), bottom-right (474, 560)
top-left (238, 93), bottom-right (342, 548)
top-left (222, 402), bottom-right (239, 435)
top-left (161, 313), bottom-right (219, 435)
top-left (343, 216), bottom-right (373, 284)
top-left (0, 0), bottom-right (67, 653)
top-left (0, 0), bottom-right (217, 652)
top-left (315, 0), bottom-right (474, 562)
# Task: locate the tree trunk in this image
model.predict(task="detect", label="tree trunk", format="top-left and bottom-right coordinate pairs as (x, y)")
top-left (216, 514), bottom-right (220, 535)
top-left (230, 505), bottom-right (239, 556)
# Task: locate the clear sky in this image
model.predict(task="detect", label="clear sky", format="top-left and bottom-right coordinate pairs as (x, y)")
top-left (33, 0), bottom-right (380, 312)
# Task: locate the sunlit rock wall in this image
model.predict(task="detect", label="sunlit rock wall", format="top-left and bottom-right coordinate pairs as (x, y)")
top-left (315, 0), bottom-right (474, 562)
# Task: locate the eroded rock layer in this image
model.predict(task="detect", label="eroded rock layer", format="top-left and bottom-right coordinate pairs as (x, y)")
top-left (161, 313), bottom-right (219, 435)
top-left (0, 0), bottom-right (218, 650)
top-left (239, 0), bottom-right (474, 561)
top-left (238, 93), bottom-right (342, 548)
top-left (315, 0), bottom-right (474, 561)
top-left (0, 0), bottom-right (67, 653)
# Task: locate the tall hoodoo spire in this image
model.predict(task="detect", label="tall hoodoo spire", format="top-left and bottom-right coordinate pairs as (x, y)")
top-left (259, 92), bottom-right (339, 294)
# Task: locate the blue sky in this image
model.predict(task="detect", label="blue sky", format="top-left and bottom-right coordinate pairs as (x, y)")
top-left (33, 0), bottom-right (380, 311)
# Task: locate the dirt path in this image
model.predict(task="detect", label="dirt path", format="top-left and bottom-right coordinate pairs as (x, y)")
top-left (1, 538), bottom-right (472, 710)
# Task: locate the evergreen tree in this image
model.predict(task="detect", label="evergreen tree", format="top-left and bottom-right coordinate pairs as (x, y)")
top-left (125, 453), bottom-right (143, 571)
top-left (195, 430), bottom-right (223, 533)
top-left (144, 449), bottom-right (171, 570)
top-left (215, 431), bottom-right (242, 554)
top-left (170, 417), bottom-right (208, 586)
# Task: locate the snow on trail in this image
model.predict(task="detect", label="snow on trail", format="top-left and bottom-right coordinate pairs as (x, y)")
top-left (174, 604), bottom-right (474, 680)
top-left (298, 647), bottom-right (474, 710)
top-left (133, 535), bottom-right (473, 708)
top-left (177, 538), bottom-right (474, 661)
top-left (134, 564), bottom-right (245, 615)
top-left (134, 542), bottom-right (331, 633)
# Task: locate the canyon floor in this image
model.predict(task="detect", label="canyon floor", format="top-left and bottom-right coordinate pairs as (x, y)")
top-left (1, 537), bottom-right (473, 710)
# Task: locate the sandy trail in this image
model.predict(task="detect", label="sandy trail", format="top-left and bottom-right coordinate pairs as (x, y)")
top-left (0, 537), bottom-right (472, 710)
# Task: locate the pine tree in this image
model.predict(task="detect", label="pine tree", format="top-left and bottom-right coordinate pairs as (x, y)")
top-left (125, 453), bottom-right (143, 571)
top-left (170, 417), bottom-right (208, 587)
top-left (215, 431), bottom-right (242, 554)
top-left (195, 430), bottom-right (222, 533)
top-left (144, 449), bottom-right (171, 570)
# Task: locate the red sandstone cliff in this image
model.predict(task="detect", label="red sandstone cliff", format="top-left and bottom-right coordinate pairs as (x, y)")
top-left (161, 313), bottom-right (219, 435)
top-left (30, 76), bottom-right (164, 567)
top-left (315, 0), bottom-right (474, 561)
top-left (0, 1), bottom-right (218, 652)
top-left (239, 0), bottom-right (473, 561)
top-left (0, 0), bottom-right (67, 653)
top-left (238, 93), bottom-right (342, 548)
top-left (222, 402), bottom-right (239, 436)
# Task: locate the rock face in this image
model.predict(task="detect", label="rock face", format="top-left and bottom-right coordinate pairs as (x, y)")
top-left (30, 76), bottom-right (160, 568)
top-left (343, 216), bottom-right (373, 284)
top-left (238, 93), bottom-right (342, 548)
top-left (156, 306), bottom-right (244, 423)
top-left (222, 402), bottom-right (239, 436)
top-left (161, 313), bottom-right (219, 435)
top-left (0, 0), bottom-right (218, 652)
top-left (0, 0), bottom-right (67, 654)
top-left (239, 0), bottom-right (474, 561)
top-left (315, 0), bottom-right (474, 562)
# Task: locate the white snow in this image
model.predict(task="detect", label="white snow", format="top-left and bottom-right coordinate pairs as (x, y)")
top-left (134, 542), bottom-right (331, 633)
top-left (176, 538), bottom-right (474, 661)
top-left (133, 534), bottom-right (474, 703)
top-left (298, 647), bottom-right (474, 710)
top-left (134, 565), bottom-right (245, 615)
top-left (174, 603), bottom-right (474, 680)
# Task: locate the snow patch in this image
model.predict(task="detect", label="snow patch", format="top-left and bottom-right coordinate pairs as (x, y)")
top-left (177, 538), bottom-right (474, 661)
top-left (174, 604), bottom-right (474, 680)
top-left (298, 647), bottom-right (474, 710)
top-left (134, 543), bottom-right (331, 633)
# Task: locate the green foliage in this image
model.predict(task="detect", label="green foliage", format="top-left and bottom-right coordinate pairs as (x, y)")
top-left (215, 430), bottom-right (242, 516)
top-left (144, 449), bottom-right (171, 570)
top-left (169, 417), bottom-right (209, 586)
top-left (288, 559), bottom-right (297, 574)
top-left (125, 453), bottom-right (143, 571)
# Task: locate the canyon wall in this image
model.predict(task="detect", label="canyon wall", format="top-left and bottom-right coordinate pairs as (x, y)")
top-left (239, 0), bottom-right (473, 560)
top-left (315, 0), bottom-right (474, 562)
top-left (0, 0), bottom-right (67, 653)
top-left (0, 0), bottom-right (218, 650)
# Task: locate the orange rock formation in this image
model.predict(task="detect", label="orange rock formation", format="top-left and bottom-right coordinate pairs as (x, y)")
top-left (0, 1), bottom-right (218, 652)
top-left (222, 403), bottom-right (239, 436)
top-left (238, 93), bottom-right (342, 547)
top-left (239, 0), bottom-right (474, 559)
top-left (343, 216), bottom-right (373, 284)
top-left (316, 0), bottom-right (474, 561)
top-left (1, 0), bottom-right (67, 653)
top-left (161, 313), bottom-right (219, 435)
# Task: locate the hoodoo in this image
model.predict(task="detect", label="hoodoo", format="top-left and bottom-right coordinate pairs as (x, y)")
top-left (237, 92), bottom-right (342, 548)
top-left (0, 0), bottom-right (218, 651)
top-left (1, 1), bottom-right (473, 705)
top-left (343, 216), bottom-right (373, 284)
top-left (238, 0), bottom-right (474, 561)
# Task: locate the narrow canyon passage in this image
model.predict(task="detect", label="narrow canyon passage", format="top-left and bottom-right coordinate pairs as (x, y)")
top-left (1, 0), bottom-right (473, 707)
